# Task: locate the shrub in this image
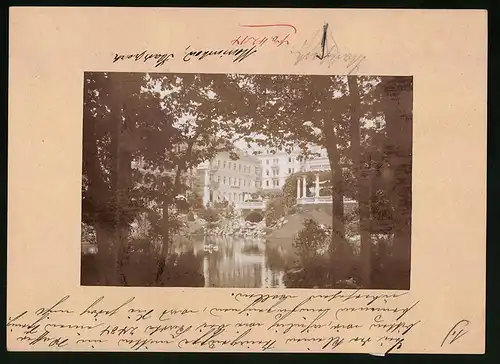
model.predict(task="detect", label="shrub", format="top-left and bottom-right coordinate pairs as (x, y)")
top-left (81, 222), bottom-right (96, 245)
top-left (207, 222), bottom-right (218, 229)
top-left (223, 203), bottom-right (235, 218)
top-left (187, 211), bottom-right (195, 221)
top-left (287, 206), bottom-right (298, 215)
top-left (293, 219), bottom-right (331, 264)
top-left (264, 196), bottom-right (286, 227)
top-left (197, 207), bottom-right (219, 222)
top-left (193, 227), bottom-right (204, 235)
top-left (319, 187), bottom-right (333, 196)
top-left (187, 191), bottom-right (204, 211)
top-left (213, 200), bottom-right (229, 209)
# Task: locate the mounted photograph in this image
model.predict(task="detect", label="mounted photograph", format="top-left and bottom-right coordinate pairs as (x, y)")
top-left (80, 72), bottom-right (413, 290)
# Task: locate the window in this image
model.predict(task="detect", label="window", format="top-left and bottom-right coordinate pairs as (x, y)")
top-left (217, 160), bottom-right (220, 168)
top-left (234, 164), bottom-right (236, 171)
top-left (228, 162), bottom-right (231, 169)
top-left (289, 157), bottom-right (292, 163)
top-left (266, 180), bottom-right (269, 187)
top-left (223, 176), bottom-right (226, 184)
top-left (288, 168), bottom-right (292, 174)
top-left (223, 161), bottom-right (226, 168)
top-left (239, 164), bottom-right (241, 172)
top-left (266, 170), bottom-right (270, 176)
top-left (229, 177), bottom-right (232, 185)
top-left (266, 159), bottom-right (269, 165)
top-left (217, 176), bottom-right (221, 183)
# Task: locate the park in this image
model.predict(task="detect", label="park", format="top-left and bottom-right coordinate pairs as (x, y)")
top-left (80, 72), bottom-right (413, 290)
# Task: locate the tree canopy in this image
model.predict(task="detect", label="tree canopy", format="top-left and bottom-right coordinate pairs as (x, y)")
top-left (82, 72), bottom-right (412, 288)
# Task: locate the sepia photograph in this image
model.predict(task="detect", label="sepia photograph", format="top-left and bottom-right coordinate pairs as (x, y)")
top-left (80, 72), bottom-right (413, 290)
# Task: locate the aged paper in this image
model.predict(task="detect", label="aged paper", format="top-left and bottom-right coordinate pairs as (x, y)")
top-left (8, 7), bottom-right (487, 353)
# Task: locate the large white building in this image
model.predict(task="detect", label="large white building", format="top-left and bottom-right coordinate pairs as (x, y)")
top-left (196, 145), bottom-right (335, 205)
top-left (197, 149), bottom-right (262, 206)
top-left (257, 146), bottom-right (331, 191)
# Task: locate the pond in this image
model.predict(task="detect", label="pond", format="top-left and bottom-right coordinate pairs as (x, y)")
top-left (174, 235), bottom-right (297, 288)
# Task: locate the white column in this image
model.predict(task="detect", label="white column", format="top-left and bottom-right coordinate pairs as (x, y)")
top-left (315, 173), bottom-right (320, 198)
top-left (302, 176), bottom-right (307, 198)
top-left (203, 256), bottom-right (209, 288)
top-left (203, 169), bottom-right (210, 206)
top-left (296, 178), bottom-right (301, 199)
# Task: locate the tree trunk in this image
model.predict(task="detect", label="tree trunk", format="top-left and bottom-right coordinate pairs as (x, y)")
top-left (156, 137), bottom-right (198, 284)
top-left (109, 75), bottom-right (133, 286)
top-left (156, 193), bottom-right (171, 285)
top-left (368, 150), bottom-right (389, 286)
top-left (94, 224), bottom-right (115, 285)
top-left (347, 76), bottom-right (372, 288)
top-left (380, 77), bottom-right (413, 289)
top-left (323, 118), bottom-right (347, 280)
top-left (83, 83), bottom-right (115, 284)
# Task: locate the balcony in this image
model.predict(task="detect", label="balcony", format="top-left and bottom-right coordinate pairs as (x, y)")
top-left (235, 200), bottom-right (267, 210)
top-left (296, 196), bottom-right (357, 206)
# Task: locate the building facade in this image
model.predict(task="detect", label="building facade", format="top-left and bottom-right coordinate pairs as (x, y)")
top-left (197, 149), bottom-right (262, 206)
top-left (257, 150), bottom-right (302, 190)
top-left (256, 146), bottom-right (331, 191)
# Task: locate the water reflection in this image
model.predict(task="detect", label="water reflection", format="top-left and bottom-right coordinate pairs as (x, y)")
top-left (174, 235), bottom-right (293, 288)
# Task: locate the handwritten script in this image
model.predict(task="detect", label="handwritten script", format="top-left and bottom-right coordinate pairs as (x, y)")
top-left (7, 290), bottom-right (428, 353)
top-left (110, 22), bottom-right (367, 72)
top-left (290, 23), bottom-right (366, 74)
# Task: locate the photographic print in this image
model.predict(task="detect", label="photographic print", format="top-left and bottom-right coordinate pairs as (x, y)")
top-left (80, 72), bottom-right (413, 290)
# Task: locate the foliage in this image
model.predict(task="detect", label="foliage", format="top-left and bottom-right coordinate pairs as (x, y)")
top-left (82, 72), bottom-right (158, 230)
top-left (81, 222), bottom-right (97, 245)
top-left (187, 211), bottom-right (195, 221)
top-left (81, 71), bottom-right (413, 289)
top-left (129, 212), bottom-right (152, 240)
top-left (222, 203), bottom-right (235, 218)
top-left (197, 207), bottom-right (220, 222)
top-left (212, 200), bottom-right (229, 209)
top-left (264, 196), bottom-right (287, 227)
top-left (187, 191), bottom-right (204, 211)
top-left (319, 187), bottom-right (332, 196)
top-left (293, 219), bottom-right (332, 265)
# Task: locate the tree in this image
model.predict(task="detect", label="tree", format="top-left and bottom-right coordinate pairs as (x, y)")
top-left (233, 74), bottom-right (411, 286)
top-left (346, 75), bottom-right (372, 287)
top-left (234, 74), bottom-right (352, 274)
top-left (143, 73), bottom-right (255, 284)
top-left (82, 72), bottom-right (160, 285)
top-left (82, 72), bottom-right (197, 286)
top-left (377, 76), bottom-right (413, 288)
